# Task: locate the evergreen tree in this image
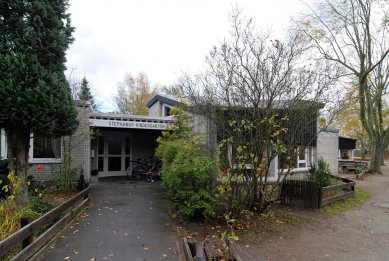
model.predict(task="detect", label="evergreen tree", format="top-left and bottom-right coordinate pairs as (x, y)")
top-left (0, 0), bottom-right (78, 203)
top-left (78, 76), bottom-right (97, 110)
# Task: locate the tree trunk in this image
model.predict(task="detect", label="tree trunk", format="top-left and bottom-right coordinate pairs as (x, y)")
top-left (13, 128), bottom-right (30, 204)
top-left (6, 132), bottom-right (15, 170)
top-left (381, 151), bottom-right (385, 166)
top-left (369, 145), bottom-right (384, 174)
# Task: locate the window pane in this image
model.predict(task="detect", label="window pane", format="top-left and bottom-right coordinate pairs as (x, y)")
top-left (278, 146), bottom-right (297, 169)
top-left (299, 147), bottom-right (306, 160)
top-left (98, 157), bottom-right (104, 171)
top-left (33, 136), bottom-right (61, 158)
top-left (125, 156), bottom-right (130, 169)
top-left (125, 137), bottom-right (131, 155)
top-left (108, 157), bottom-right (121, 171)
top-left (107, 136), bottom-right (121, 155)
top-left (164, 106), bottom-right (172, 116)
top-left (299, 163), bottom-right (307, 168)
top-left (98, 137), bottom-right (104, 155)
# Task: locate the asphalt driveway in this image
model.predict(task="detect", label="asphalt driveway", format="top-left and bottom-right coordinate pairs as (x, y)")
top-left (39, 178), bottom-right (179, 261)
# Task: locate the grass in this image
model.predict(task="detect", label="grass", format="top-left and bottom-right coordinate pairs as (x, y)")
top-left (321, 187), bottom-right (370, 215)
top-left (0, 200), bottom-right (40, 241)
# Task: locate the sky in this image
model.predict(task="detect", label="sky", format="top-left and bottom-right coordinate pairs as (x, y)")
top-left (66, 0), bottom-right (309, 112)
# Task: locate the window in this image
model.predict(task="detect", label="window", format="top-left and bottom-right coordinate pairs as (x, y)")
top-left (162, 105), bottom-right (173, 117)
top-left (278, 146), bottom-right (297, 169)
top-left (278, 146), bottom-right (311, 169)
top-left (0, 129), bottom-right (6, 158)
top-left (30, 136), bottom-right (62, 163)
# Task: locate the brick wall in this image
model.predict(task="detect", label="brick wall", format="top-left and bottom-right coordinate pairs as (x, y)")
top-left (29, 101), bottom-right (91, 182)
top-left (315, 131), bottom-right (339, 175)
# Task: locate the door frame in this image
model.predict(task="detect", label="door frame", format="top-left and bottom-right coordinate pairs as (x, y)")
top-left (97, 131), bottom-right (132, 177)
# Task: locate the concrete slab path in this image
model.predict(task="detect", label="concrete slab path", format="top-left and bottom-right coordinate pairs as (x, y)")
top-left (39, 178), bottom-right (179, 261)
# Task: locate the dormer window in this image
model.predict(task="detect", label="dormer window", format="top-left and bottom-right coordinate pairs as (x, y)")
top-left (163, 105), bottom-right (173, 117)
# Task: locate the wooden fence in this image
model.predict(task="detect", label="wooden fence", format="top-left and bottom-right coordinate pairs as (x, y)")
top-left (320, 176), bottom-right (355, 206)
top-left (0, 186), bottom-right (90, 261)
top-left (281, 179), bottom-right (321, 208)
top-left (281, 175), bottom-right (355, 208)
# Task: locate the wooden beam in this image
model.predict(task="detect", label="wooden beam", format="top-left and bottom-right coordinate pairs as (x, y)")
top-left (11, 198), bottom-right (90, 261)
top-left (321, 191), bottom-right (355, 206)
top-left (0, 187), bottom-right (90, 257)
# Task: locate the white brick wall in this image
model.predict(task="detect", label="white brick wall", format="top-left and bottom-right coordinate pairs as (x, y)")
top-left (148, 101), bottom-right (162, 117)
top-left (315, 131), bottom-right (339, 175)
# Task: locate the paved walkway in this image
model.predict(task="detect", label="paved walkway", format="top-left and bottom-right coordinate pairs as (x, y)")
top-left (39, 178), bottom-right (179, 261)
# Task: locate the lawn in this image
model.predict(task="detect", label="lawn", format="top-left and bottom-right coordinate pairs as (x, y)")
top-left (321, 187), bottom-right (370, 215)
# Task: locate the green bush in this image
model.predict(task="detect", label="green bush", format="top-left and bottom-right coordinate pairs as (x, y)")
top-left (309, 158), bottom-right (332, 187)
top-left (52, 165), bottom-right (78, 191)
top-left (28, 193), bottom-right (54, 214)
top-left (159, 139), bottom-right (217, 220)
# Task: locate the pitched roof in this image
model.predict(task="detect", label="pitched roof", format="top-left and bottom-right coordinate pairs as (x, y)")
top-left (146, 93), bottom-right (181, 108)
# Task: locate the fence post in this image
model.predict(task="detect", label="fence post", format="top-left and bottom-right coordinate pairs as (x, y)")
top-left (78, 168), bottom-right (86, 191)
top-left (20, 216), bottom-right (32, 249)
top-left (187, 239), bottom-right (197, 257)
top-left (318, 187), bottom-right (323, 208)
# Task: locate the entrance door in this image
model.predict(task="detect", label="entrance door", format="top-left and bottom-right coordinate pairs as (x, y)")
top-left (98, 133), bottom-right (131, 177)
top-left (107, 136), bottom-right (122, 173)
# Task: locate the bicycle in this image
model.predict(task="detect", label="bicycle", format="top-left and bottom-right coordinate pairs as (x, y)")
top-left (145, 160), bottom-right (161, 182)
top-left (126, 158), bottom-right (161, 182)
top-left (126, 160), bottom-right (148, 180)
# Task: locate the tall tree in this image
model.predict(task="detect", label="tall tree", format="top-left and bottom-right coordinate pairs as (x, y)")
top-left (182, 10), bottom-right (336, 214)
top-left (114, 72), bottom-right (157, 115)
top-left (296, 0), bottom-right (389, 173)
top-left (78, 76), bottom-right (97, 110)
top-left (334, 88), bottom-right (371, 159)
top-left (0, 0), bottom-right (78, 203)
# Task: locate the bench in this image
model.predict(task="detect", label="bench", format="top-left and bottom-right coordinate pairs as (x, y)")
top-left (339, 160), bottom-right (367, 179)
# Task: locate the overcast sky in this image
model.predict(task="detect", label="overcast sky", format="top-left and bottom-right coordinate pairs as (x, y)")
top-left (66, 0), bottom-right (309, 111)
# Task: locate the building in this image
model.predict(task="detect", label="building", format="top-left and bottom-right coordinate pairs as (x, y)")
top-left (0, 94), bottom-right (341, 182)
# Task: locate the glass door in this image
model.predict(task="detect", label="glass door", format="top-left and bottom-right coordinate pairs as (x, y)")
top-left (106, 136), bottom-right (122, 171)
top-left (97, 137), bottom-right (105, 172)
top-left (97, 132), bottom-right (131, 177)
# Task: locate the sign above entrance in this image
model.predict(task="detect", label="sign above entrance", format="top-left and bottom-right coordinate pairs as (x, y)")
top-left (90, 119), bottom-right (169, 130)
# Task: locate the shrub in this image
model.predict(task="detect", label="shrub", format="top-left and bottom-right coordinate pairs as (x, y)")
top-left (309, 158), bottom-right (332, 187)
top-left (28, 194), bottom-right (52, 214)
top-left (52, 165), bottom-right (78, 191)
top-left (159, 139), bottom-right (217, 220)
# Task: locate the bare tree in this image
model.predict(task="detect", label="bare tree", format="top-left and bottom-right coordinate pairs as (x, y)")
top-left (114, 72), bottom-right (157, 115)
top-left (66, 67), bottom-right (81, 100)
top-left (295, 0), bottom-right (389, 173)
top-left (182, 10), bottom-right (338, 215)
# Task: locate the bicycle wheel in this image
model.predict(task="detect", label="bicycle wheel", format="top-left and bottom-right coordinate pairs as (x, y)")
top-left (127, 161), bottom-right (146, 180)
top-left (132, 165), bottom-right (145, 180)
